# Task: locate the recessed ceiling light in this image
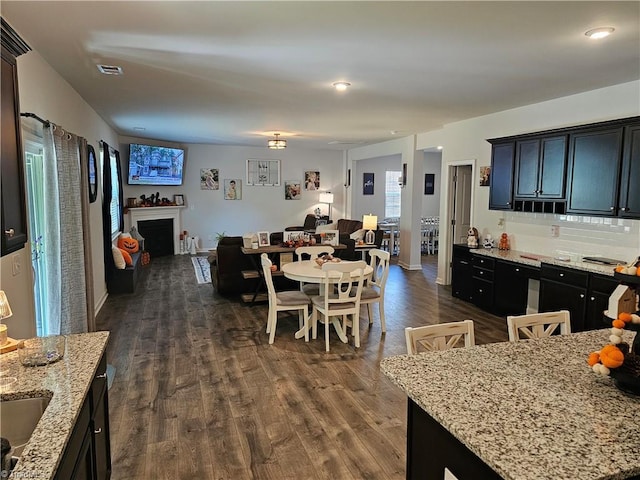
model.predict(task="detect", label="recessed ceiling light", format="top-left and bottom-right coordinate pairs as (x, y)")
top-left (332, 81), bottom-right (351, 91)
top-left (97, 64), bottom-right (124, 75)
top-left (585, 27), bottom-right (615, 39)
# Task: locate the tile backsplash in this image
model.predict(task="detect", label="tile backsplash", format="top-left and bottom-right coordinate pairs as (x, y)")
top-left (495, 213), bottom-right (639, 263)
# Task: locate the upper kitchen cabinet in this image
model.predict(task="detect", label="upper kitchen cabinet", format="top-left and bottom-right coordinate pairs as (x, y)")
top-left (619, 122), bottom-right (640, 219)
top-left (487, 140), bottom-right (514, 210)
top-left (1, 18), bottom-right (30, 257)
top-left (566, 126), bottom-right (623, 216)
top-left (514, 135), bottom-right (567, 200)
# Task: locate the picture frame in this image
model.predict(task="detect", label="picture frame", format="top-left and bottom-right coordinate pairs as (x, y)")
top-left (284, 231), bottom-right (304, 243)
top-left (424, 173), bottom-right (435, 195)
top-left (224, 179), bottom-right (242, 200)
top-left (87, 144), bottom-right (98, 203)
top-left (321, 230), bottom-right (339, 246)
top-left (200, 168), bottom-right (219, 190)
top-left (246, 159), bottom-right (281, 186)
top-left (363, 172), bottom-right (374, 195)
top-left (480, 166), bottom-right (491, 186)
top-left (284, 180), bottom-right (302, 200)
top-left (257, 231), bottom-right (270, 247)
top-left (174, 194), bottom-right (185, 206)
top-left (304, 171), bottom-right (320, 190)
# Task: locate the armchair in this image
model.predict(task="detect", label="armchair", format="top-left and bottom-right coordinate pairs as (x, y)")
top-left (285, 214), bottom-right (329, 232)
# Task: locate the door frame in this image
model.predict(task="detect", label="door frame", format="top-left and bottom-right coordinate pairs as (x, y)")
top-left (439, 159), bottom-right (475, 286)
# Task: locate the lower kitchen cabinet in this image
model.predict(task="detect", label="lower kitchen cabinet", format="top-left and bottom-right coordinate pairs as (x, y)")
top-left (56, 351), bottom-right (111, 480)
top-left (539, 264), bottom-right (588, 332)
top-left (586, 274), bottom-right (619, 330)
top-left (494, 260), bottom-right (539, 315)
top-left (472, 256), bottom-right (495, 311)
top-left (452, 245), bottom-right (474, 302)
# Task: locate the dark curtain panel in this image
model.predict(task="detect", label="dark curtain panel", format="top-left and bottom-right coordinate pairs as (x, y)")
top-left (114, 149), bottom-right (124, 232)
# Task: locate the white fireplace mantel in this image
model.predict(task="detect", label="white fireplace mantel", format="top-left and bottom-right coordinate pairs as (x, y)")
top-left (126, 206), bottom-right (185, 255)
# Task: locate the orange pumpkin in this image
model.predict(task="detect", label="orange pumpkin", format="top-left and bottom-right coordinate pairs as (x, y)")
top-left (600, 345), bottom-right (624, 369)
top-left (118, 236), bottom-right (139, 254)
top-left (587, 352), bottom-right (600, 367)
top-left (618, 312), bottom-right (632, 323)
top-left (612, 319), bottom-right (626, 329)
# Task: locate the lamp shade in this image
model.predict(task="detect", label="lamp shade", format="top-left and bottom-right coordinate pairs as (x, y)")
top-left (0, 290), bottom-right (12, 320)
top-left (362, 214), bottom-right (378, 231)
top-left (318, 192), bottom-right (334, 204)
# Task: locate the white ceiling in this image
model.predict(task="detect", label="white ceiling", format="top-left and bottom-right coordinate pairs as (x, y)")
top-left (2, 1), bottom-right (639, 150)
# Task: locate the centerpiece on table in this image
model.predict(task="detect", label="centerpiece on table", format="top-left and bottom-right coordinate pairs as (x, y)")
top-left (588, 311), bottom-right (640, 395)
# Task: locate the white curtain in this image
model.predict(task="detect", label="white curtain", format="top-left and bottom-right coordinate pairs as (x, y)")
top-left (41, 124), bottom-right (90, 334)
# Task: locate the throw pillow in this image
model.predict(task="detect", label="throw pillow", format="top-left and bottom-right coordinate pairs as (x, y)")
top-left (118, 235), bottom-right (139, 254)
top-left (112, 245), bottom-right (126, 269)
top-left (119, 248), bottom-right (133, 266)
top-left (315, 222), bottom-right (335, 233)
top-left (349, 228), bottom-right (366, 241)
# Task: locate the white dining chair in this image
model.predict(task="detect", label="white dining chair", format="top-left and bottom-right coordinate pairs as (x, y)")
top-left (311, 260), bottom-right (367, 352)
top-left (405, 320), bottom-right (475, 354)
top-left (261, 254), bottom-right (311, 344)
top-left (359, 248), bottom-right (390, 333)
top-left (294, 245), bottom-right (335, 296)
top-left (506, 310), bottom-right (571, 342)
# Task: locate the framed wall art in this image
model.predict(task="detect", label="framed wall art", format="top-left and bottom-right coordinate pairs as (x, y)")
top-left (363, 172), bottom-right (374, 195)
top-left (246, 159), bottom-right (280, 186)
top-left (424, 173), bottom-right (435, 195)
top-left (224, 179), bottom-right (242, 200)
top-left (257, 231), bottom-right (270, 247)
top-left (200, 168), bottom-right (219, 190)
top-left (480, 166), bottom-right (491, 186)
top-left (285, 180), bottom-right (301, 200)
top-left (304, 171), bottom-right (320, 190)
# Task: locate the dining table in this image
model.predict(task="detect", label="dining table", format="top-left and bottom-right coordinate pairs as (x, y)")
top-left (281, 259), bottom-right (373, 343)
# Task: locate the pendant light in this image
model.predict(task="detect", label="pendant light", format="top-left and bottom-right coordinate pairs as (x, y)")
top-left (268, 133), bottom-right (286, 149)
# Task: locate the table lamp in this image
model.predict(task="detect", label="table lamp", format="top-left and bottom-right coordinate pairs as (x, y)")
top-left (0, 290), bottom-right (13, 346)
top-left (319, 192), bottom-right (334, 220)
top-left (362, 214), bottom-right (378, 245)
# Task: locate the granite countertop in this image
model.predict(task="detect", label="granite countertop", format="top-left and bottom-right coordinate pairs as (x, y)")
top-left (0, 332), bottom-right (109, 480)
top-left (471, 247), bottom-right (617, 276)
top-left (381, 329), bottom-right (640, 480)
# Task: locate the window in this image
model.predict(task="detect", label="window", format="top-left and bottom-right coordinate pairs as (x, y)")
top-left (385, 170), bottom-right (401, 218)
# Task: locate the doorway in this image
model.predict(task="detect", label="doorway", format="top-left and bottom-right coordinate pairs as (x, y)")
top-left (450, 165), bottom-right (473, 244)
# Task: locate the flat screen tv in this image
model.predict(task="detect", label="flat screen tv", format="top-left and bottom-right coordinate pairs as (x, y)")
top-left (127, 143), bottom-right (185, 186)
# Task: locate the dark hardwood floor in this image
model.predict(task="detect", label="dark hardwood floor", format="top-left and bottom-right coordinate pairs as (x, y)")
top-left (96, 253), bottom-right (508, 480)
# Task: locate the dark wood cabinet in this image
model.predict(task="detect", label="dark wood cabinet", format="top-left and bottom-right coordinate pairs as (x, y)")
top-left (472, 256), bottom-right (495, 311)
top-left (566, 127), bottom-right (623, 215)
top-left (56, 351), bottom-right (111, 480)
top-left (586, 274), bottom-right (619, 331)
top-left (1, 19), bottom-right (30, 257)
top-left (514, 135), bottom-right (567, 199)
top-left (619, 123), bottom-right (640, 219)
top-left (488, 141), bottom-right (514, 210)
top-left (451, 244), bottom-right (474, 302)
top-left (493, 260), bottom-right (539, 315)
top-left (539, 264), bottom-right (588, 332)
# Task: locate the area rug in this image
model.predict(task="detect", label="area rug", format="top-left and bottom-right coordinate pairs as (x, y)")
top-left (192, 256), bottom-right (211, 284)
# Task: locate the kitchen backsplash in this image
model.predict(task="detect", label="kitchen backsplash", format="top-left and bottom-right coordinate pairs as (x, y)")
top-left (493, 213), bottom-right (639, 263)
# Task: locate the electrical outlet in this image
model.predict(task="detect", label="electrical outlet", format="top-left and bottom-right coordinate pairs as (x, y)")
top-left (551, 225), bottom-right (560, 237)
top-left (12, 255), bottom-right (21, 276)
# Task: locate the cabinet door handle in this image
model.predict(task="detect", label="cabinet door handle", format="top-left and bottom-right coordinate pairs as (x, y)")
top-left (479, 271), bottom-right (484, 275)
top-left (479, 289), bottom-right (483, 293)
top-left (515, 268), bottom-right (520, 272)
top-left (621, 207), bottom-right (628, 212)
top-left (94, 427), bottom-right (102, 434)
top-left (559, 273), bottom-right (564, 277)
top-left (580, 294), bottom-right (585, 298)
top-left (96, 372), bottom-right (107, 379)
top-left (610, 206), bottom-right (615, 211)
top-left (590, 296), bottom-right (595, 301)
top-left (460, 260), bottom-right (469, 265)
top-left (4, 228), bottom-right (14, 237)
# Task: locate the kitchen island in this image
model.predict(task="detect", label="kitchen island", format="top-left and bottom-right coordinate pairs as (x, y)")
top-left (0, 331), bottom-right (110, 480)
top-left (381, 329), bottom-right (640, 480)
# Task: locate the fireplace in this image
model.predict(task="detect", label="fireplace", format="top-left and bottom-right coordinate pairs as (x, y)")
top-left (126, 206), bottom-right (184, 255)
top-left (137, 219), bottom-right (174, 257)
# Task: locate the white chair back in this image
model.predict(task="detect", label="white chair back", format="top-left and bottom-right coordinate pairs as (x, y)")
top-left (295, 245), bottom-right (335, 261)
top-left (260, 253), bottom-right (277, 301)
top-left (321, 260), bottom-right (366, 306)
top-left (368, 249), bottom-right (390, 291)
top-left (405, 320), bottom-right (475, 354)
top-left (506, 310), bottom-right (571, 342)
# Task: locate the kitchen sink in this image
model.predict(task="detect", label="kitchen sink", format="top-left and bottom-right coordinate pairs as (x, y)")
top-left (0, 396), bottom-right (51, 457)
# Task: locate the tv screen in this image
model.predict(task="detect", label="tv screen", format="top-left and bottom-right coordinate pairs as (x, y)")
top-left (127, 143), bottom-right (185, 186)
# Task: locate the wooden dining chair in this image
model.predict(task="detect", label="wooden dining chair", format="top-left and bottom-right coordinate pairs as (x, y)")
top-left (359, 248), bottom-right (390, 333)
top-left (311, 260), bottom-right (367, 352)
top-left (506, 310), bottom-right (571, 342)
top-left (261, 254), bottom-right (311, 344)
top-left (405, 320), bottom-right (475, 354)
top-left (294, 245), bottom-right (335, 296)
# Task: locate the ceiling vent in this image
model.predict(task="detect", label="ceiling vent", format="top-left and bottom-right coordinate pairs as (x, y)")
top-left (97, 64), bottom-right (123, 75)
